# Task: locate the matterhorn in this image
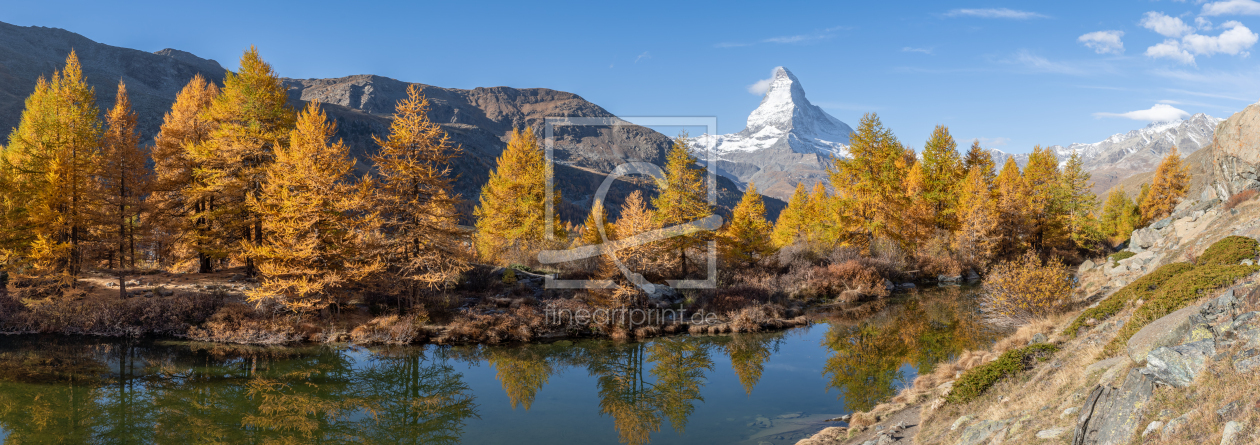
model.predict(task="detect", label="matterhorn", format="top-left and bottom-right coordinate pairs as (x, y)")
top-left (691, 67), bottom-right (853, 200)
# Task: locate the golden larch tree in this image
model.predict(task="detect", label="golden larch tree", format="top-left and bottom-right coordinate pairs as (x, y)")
top-left (803, 182), bottom-right (834, 244)
top-left (187, 47), bottom-right (295, 274)
top-left (2, 51), bottom-right (102, 277)
top-left (1022, 145), bottom-right (1064, 252)
top-left (954, 166), bottom-right (999, 268)
top-left (371, 84), bottom-right (469, 296)
top-left (1058, 152), bottom-right (1100, 249)
top-left (473, 128), bottom-right (564, 264)
top-left (771, 183), bottom-right (809, 248)
top-left (962, 139), bottom-right (996, 187)
top-left (720, 183), bottom-right (772, 268)
top-left (1100, 188), bottom-right (1138, 243)
top-left (245, 103), bottom-right (380, 313)
top-left (903, 159), bottom-right (934, 248)
top-left (1141, 146), bottom-right (1190, 223)
top-left (579, 198), bottom-right (616, 246)
top-left (829, 113), bottom-right (914, 251)
top-left (98, 81), bottom-right (150, 269)
top-left (613, 190), bottom-right (663, 278)
top-left (993, 157), bottom-right (1028, 258)
top-left (652, 134), bottom-right (714, 278)
top-left (149, 74), bottom-right (219, 271)
top-left (919, 125), bottom-right (963, 230)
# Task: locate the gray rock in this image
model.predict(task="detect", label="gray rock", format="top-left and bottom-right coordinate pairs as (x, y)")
top-left (896, 283), bottom-right (915, 290)
top-left (1142, 420), bottom-right (1164, 437)
top-left (1028, 333), bottom-right (1048, 345)
top-left (958, 419), bottom-right (1006, 445)
top-left (1221, 421), bottom-right (1245, 445)
top-left (1080, 259), bottom-right (1096, 272)
top-left (1217, 400), bottom-right (1242, 421)
top-left (1061, 406), bottom-right (1081, 419)
top-left (1084, 357), bottom-right (1125, 377)
top-left (950, 414), bottom-right (974, 431)
top-left (938, 274), bottom-right (962, 283)
top-left (1142, 339), bottom-right (1216, 387)
top-left (1202, 290), bottom-right (1238, 321)
top-left (1162, 412), bottom-right (1192, 438)
top-left (1126, 303), bottom-right (1204, 363)
top-left (1072, 369), bottom-right (1155, 445)
top-left (965, 269), bottom-right (981, 281)
top-left (1233, 353), bottom-right (1260, 373)
top-left (1152, 217), bottom-right (1173, 230)
top-left (1037, 427), bottom-right (1069, 439)
top-left (1243, 259), bottom-right (1255, 266)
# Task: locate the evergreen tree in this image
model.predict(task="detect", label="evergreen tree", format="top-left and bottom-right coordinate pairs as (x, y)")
top-left (98, 81), bottom-right (150, 269)
top-left (1141, 146), bottom-right (1190, 223)
top-left (187, 47), bottom-right (295, 274)
top-left (652, 134), bottom-right (713, 278)
top-left (1058, 152), bottom-right (1099, 250)
top-left (829, 113), bottom-right (914, 250)
top-left (149, 75), bottom-right (219, 271)
top-left (770, 183), bottom-right (809, 248)
top-left (720, 183), bottom-right (772, 267)
top-left (962, 139), bottom-right (996, 187)
top-left (473, 128), bottom-right (563, 264)
top-left (245, 103), bottom-right (379, 313)
top-left (920, 125), bottom-right (963, 230)
top-left (1022, 145), bottom-right (1064, 252)
top-left (371, 85), bottom-right (468, 293)
top-left (994, 158), bottom-right (1028, 258)
top-left (954, 166), bottom-right (998, 268)
top-left (2, 51), bottom-right (102, 277)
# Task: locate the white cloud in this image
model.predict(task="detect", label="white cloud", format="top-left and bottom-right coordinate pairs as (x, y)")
top-left (902, 47), bottom-right (933, 54)
top-left (1147, 39), bottom-right (1197, 64)
top-left (1094, 103), bottom-right (1190, 122)
top-left (747, 76), bottom-right (773, 95)
top-left (634, 51), bottom-right (650, 63)
top-left (1202, 0), bottom-right (1260, 16)
top-left (945, 8), bottom-right (1049, 19)
top-left (1140, 12), bottom-right (1193, 37)
top-left (717, 26), bottom-right (848, 48)
top-left (1144, 21), bottom-right (1258, 64)
top-left (1078, 30), bottom-right (1125, 54)
top-left (1196, 17), bottom-right (1214, 30)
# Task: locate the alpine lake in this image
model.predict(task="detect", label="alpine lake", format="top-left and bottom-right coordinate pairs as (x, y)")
top-left (0, 285), bottom-right (1001, 444)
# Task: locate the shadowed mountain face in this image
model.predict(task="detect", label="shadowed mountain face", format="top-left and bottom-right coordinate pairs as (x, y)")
top-left (0, 21), bottom-right (227, 142)
top-left (0, 21), bottom-right (782, 224)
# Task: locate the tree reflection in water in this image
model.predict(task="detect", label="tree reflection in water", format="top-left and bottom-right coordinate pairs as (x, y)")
top-left (0, 290), bottom-right (992, 445)
top-left (822, 286), bottom-right (1000, 412)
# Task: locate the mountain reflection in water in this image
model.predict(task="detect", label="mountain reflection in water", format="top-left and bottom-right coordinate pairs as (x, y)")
top-left (0, 286), bottom-right (997, 445)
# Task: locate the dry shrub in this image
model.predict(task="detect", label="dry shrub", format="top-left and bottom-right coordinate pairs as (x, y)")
top-left (0, 288), bottom-right (222, 338)
top-left (1225, 188), bottom-right (1258, 210)
top-left (981, 251), bottom-right (1072, 327)
top-left (187, 302), bottom-right (302, 345)
top-left (442, 306), bottom-right (546, 344)
top-left (350, 310), bottom-right (428, 345)
top-left (915, 232), bottom-right (963, 277)
top-left (792, 259), bottom-right (890, 302)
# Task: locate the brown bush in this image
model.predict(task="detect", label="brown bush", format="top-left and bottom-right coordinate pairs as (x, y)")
top-left (0, 288), bottom-right (222, 338)
top-left (442, 306), bottom-right (547, 344)
top-left (350, 311), bottom-right (428, 345)
top-left (1225, 189), bottom-right (1258, 210)
top-left (186, 302), bottom-right (303, 345)
top-left (793, 260), bottom-right (889, 301)
top-left (980, 252), bottom-right (1072, 327)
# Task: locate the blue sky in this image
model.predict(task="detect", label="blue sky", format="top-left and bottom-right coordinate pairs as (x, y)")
top-left (7, 0), bottom-right (1260, 153)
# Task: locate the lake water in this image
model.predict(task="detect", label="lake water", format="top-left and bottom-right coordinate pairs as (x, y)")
top-left (0, 286), bottom-right (998, 444)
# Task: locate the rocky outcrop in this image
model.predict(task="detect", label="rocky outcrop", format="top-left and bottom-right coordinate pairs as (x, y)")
top-left (1071, 369), bottom-right (1156, 445)
top-left (1210, 102), bottom-right (1260, 199)
top-left (1125, 303), bottom-right (1204, 363)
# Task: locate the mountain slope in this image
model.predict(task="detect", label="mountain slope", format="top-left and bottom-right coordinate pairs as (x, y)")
top-left (691, 67), bottom-right (853, 200)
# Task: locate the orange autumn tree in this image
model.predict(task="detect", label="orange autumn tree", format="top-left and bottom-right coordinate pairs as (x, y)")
top-left (371, 84), bottom-right (468, 296)
top-left (98, 81), bottom-right (150, 269)
top-left (653, 134), bottom-right (714, 278)
top-left (474, 128), bottom-right (563, 264)
top-left (187, 47), bottom-right (294, 274)
top-left (720, 183), bottom-right (773, 268)
top-left (1141, 146), bottom-right (1190, 223)
top-left (903, 159), bottom-right (934, 248)
top-left (1022, 145), bottom-right (1064, 253)
top-left (771, 183), bottom-right (809, 248)
top-left (954, 165), bottom-right (999, 268)
top-left (919, 125), bottom-right (963, 231)
top-left (246, 103), bottom-right (379, 313)
top-left (993, 157), bottom-right (1028, 258)
top-left (829, 113), bottom-right (914, 251)
top-left (149, 75), bottom-right (219, 271)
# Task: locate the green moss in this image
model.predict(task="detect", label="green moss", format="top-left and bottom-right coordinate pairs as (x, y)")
top-left (1064, 262), bottom-right (1195, 338)
top-left (1197, 236), bottom-right (1259, 266)
top-left (1108, 251), bottom-right (1136, 267)
top-left (947, 343), bottom-right (1059, 404)
top-left (1103, 264), bottom-right (1259, 356)
top-left (502, 268), bottom-right (517, 285)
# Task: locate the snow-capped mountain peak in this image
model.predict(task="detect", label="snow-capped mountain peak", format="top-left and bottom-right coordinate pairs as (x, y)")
top-left (688, 67), bottom-right (855, 200)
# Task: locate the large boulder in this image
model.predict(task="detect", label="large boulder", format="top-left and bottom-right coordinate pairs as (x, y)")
top-left (1210, 102), bottom-right (1260, 198)
top-left (1072, 369), bottom-right (1156, 445)
top-left (1126, 303), bottom-right (1203, 363)
top-left (1141, 339), bottom-right (1216, 387)
top-left (958, 419), bottom-right (1007, 445)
